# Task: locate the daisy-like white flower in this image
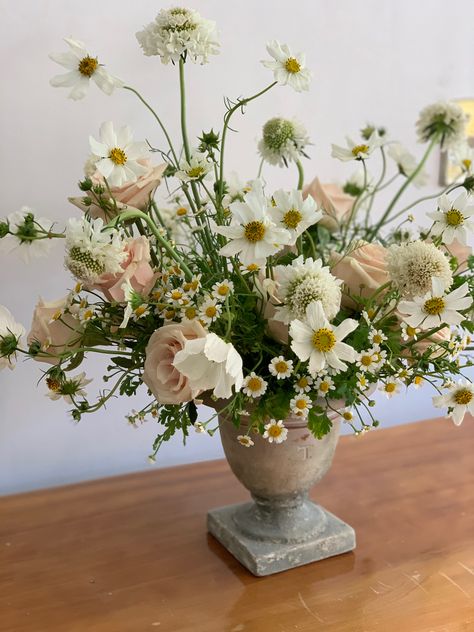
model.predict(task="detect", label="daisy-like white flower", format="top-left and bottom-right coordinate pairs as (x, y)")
top-left (49, 38), bottom-right (123, 100)
top-left (397, 365), bottom-right (413, 383)
top-left (199, 297), bottom-right (222, 325)
top-left (273, 255), bottom-right (342, 323)
top-left (427, 191), bottom-right (474, 245)
top-left (398, 277), bottom-right (471, 330)
top-left (181, 305), bottom-right (199, 322)
top-left (387, 143), bottom-right (428, 187)
top-left (290, 393), bottom-right (312, 417)
top-left (368, 329), bottom-right (387, 346)
top-left (175, 152), bottom-right (212, 183)
top-left (401, 322), bottom-right (420, 341)
top-left (47, 372), bottom-right (92, 404)
top-left (379, 378), bottom-right (402, 399)
top-left (239, 262), bottom-right (261, 275)
top-left (271, 189), bottom-right (322, 244)
top-left (167, 288), bottom-right (189, 306)
top-left (314, 375), bottom-right (335, 396)
top-left (356, 348), bottom-right (379, 372)
top-left (242, 372), bottom-right (268, 398)
top-left (0, 305), bottom-right (25, 371)
top-left (340, 408), bottom-right (355, 423)
top-left (371, 348), bottom-right (387, 370)
top-left (416, 101), bottom-right (468, 150)
top-left (356, 371), bottom-right (370, 391)
top-left (136, 7), bottom-right (219, 64)
top-left (451, 141), bottom-right (474, 174)
top-left (269, 356), bottom-right (294, 379)
top-left (331, 131), bottom-right (381, 162)
top-left (433, 379), bottom-right (474, 425)
top-left (89, 122), bottom-right (148, 187)
top-left (212, 280), bottom-right (234, 302)
top-left (412, 375), bottom-right (424, 390)
top-left (120, 280), bottom-right (151, 328)
top-left (0, 207), bottom-right (55, 263)
top-left (294, 374), bottom-right (313, 393)
top-left (290, 301), bottom-right (358, 375)
top-left (262, 41), bottom-right (311, 92)
top-left (214, 181), bottom-right (289, 266)
top-left (222, 172), bottom-right (252, 207)
top-left (262, 419), bottom-right (288, 444)
top-left (237, 434), bottom-right (254, 447)
top-left (182, 275), bottom-right (202, 296)
top-left (258, 118), bottom-right (310, 167)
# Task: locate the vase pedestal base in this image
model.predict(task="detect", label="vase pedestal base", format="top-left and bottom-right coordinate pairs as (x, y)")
top-left (207, 501), bottom-right (355, 576)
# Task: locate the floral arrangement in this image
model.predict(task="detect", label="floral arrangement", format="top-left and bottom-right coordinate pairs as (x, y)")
top-left (1, 7), bottom-right (473, 459)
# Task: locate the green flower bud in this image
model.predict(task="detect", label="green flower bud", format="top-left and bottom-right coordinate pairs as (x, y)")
top-left (0, 221), bottom-right (9, 238)
top-left (463, 175), bottom-right (474, 193)
top-left (0, 333), bottom-right (19, 358)
top-left (79, 178), bottom-right (93, 191)
top-left (198, 129), bottom-right (220, 152)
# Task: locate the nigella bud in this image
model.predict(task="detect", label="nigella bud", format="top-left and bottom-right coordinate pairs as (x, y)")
top-left (0, 221), bottom-right (9, 238)
top-left (79, 177), bottom-right (93, 191)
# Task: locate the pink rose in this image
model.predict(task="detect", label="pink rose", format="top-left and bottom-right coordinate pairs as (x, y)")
top-left (88, 236), bottom-right (157, 302)
top-left (28, 297), bottom-right (83, 364)
top-left (303, 177), bottom-right (355, 232)
top-left (142, 321), bottom-right (207, 404)
top-left (330, 242), bottom-right (389, 307)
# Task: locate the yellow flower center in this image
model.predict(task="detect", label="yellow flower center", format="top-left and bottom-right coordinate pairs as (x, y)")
top-left (82, 309), bottom-right (94, 321)
top-left (454, 388), bottom-right (472, 405)
top-left (275, 360), bottom-right (289, 374)
top-left (297, 377), bottom-right (309, 389)
top-left (205, 305), bottom-right (217, 318)
top-left (445, 208), bottom-right (464, 227)
top-left (312, 328), bottom-right (336, 353)
top-left (217, 285), bottom-right (230, 296)
top-left (414, 376), bottom-right (423, 386)
top-left (462, 159), bottom-right (472, 170)
top-left (424, 297), bottom-right (445, 316)
top-left (134, 305), bottom-right (147, 317)
top-left (367, 308), bottom-right (376, 319)
top-left (295, 399), bottom-right (307, 410)
top-left (342, 411), bottom-right (353, 421)
top-left (171, 290), bottom-right (183, 300)
top-left (385, 383), bottom-right (396, 393)
top-left (176, 207), bottom-right (187, 217)
top-left (246, 263), bottom-right (260, 272)
top-left (358, 376), bottom-right (367, 386)
top-left (352, 144), bottom-right (369, 157)
top-left (319, 381), bottom-right (330, 393)
top-left (247, 377), bottom-right (262, 392)
top-left (360, 354), bottom-right (372, 367)
top-left (52, 310), bottom-right (63, 321)
top-left (268, 424), bottom-right (283, 437)
top-left (244, 221), bottom-right (266, 243)
top-left (78, 56), bottom-right (98, 77)
top-left (282, 208), bottom-right (303, 230)
top-left (406, 326), bottom-right (417, 337)
top-left (184, 306), bottom-right (197, 319)
top-left (165, 309), bottom-right (176, 319)
top-left (46, 377), bottom-right (61, 392)
top-left (187, 166), bottom-right (204, 178)
top-left (285, 57), bottom-right (301, 74)
top-left (108, 147), bottom-right (127, 166)
top-left (372, 333), bottom-right (383, 345)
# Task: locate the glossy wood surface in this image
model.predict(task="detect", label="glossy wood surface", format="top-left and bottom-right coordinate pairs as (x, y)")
top-left (1, 417), bottom-right (474, 632)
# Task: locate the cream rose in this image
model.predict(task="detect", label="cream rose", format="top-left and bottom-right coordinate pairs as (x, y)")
top-left (303, 177), bottom-right (355, 232)
top-left (142, 321), bottom-right (207, 404)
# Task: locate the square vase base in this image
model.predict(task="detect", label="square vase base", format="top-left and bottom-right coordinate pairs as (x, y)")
top-left (207, 501), bottom-right (355, 576)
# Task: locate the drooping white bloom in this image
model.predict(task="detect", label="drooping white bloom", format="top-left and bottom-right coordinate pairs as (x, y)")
top-left (416, 101), bottom-right (468, 150)
top-left (262, 41), bottom-right (311, 92)
top-left (136, 7), bottom-right (219, 64)
top-left (89, 122), bottom-right (148, 187)
top-left (258, 118), bottom-right (310, 167)
top-left (340, 408), bottom-right (354, 423)
top-left (273, 255), bottom-right (342, 323)
top-left (427, 191), bottom-right (474, 245)
top-left (49, 38), bottom-right (123, 100)
top-left (214, 181), bottom-right (290, 266)
top-left (242, 372), bottom-right (268, 398)
top-left (237, 434), bottom-right (254, 447)
top-left (451, 141), bottom-right (474, 174)
top-left (433, 379), bottom-right (474, 425)
top-left (262, 419), bottom-right (288, 443)
top-left (173, 333), bottom-right (243, 400)
top-left (387, 241), bottom-right (453, 297)
top-left (290, 393), bottom-right (312, 418)
top-left (0, 207), bottom-right (55, 263)
top-left (289, 301), bottom-right (358, 375)
top-left (379, 378), bottom-right (402, 399)
top-left (175, 152), bottom-right (212, 183)
top-left (0, 305), bottom-right (25, 371)
top-left (398, 277), bottom-right (471, 330)
top-left (331, 131), bottom-right (381, 162)
top-left (271, 189), bottom-right (322, 244)
top-left (120, 280), bottom-right (150, 329)
top-left (268, 356), bottom-right (293, 379)
top-left (387, 143), bottom-right (428, 187)
top-left (47, 372), bottom-right (92, 404)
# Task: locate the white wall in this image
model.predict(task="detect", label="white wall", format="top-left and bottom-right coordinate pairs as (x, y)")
top-left (1, 0), bottom-right (473, 494)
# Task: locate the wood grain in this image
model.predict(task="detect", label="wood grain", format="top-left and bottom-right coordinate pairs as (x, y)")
top-left (1, 416), bottom-right (474, 632)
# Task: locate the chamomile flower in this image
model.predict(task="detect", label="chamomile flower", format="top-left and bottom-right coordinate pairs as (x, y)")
top-left (387, 143), bottom-right (428, 187)
top-left (212, 280), bottom-right (234, 301)
top-left (239, 262), bottom-right (261, 274)
top-left (181, 305), bottom-right (199, 322)
top-left (242, 372), bottom-right (268, 398)
top-left (0, 305), bottom-right (25, 371)
top-left (379, 378), bottom-right (402, 399)
top-left (314, 375), bottom-right (335, 397)
top-left (89, 122), bottom-right (148, 187)
top-left (271, 189), bottom-right (322, 244)
top-left (262, 419), bottom-right (288, 443)
top-left (0, 208), bottom-right (55, 263)
top-left (262, 41), bottom-right (311, 92)
top-left (427, 191), bottom-right (474, 245)
top-left (433, 379), bottom-right (474, 425)
top-left (356, 372), bottom-right (370, 391)
top-left (269, 356), bottom-right (294, 379)
top-left (175, 152), bottom-right (212, 183)
top-left (340, 408), bottom-right (355, 423)
top-left (331, 131), bottom-right (381, 162)
top-left (294, 374), bottom-right (313, 393)
top-left (397, 364), bottom-right (414, 383)
top-left (368, 329), bottom-right (387, 346)
top-left (416, 101), bottom-right (468, 150)
top-left (451, 141), bottom-right (474, 174)
top-left (237, 434), bottom-right (254, 447)
top-left (401, 322), bottom-right (420, 341)
top-left (120, 280), bottom-right (151, 328)
top-left (371, 348), bottom-right (387, 370)
top-left (290, 301), bottom-right (358, 375)
top-left (258, 118), bottom-right (310, 167)
top-left (412, 375), bottom-right (424, 389)
top-left (290, 393), bottom-right (312, 417)
top-left (47, 371), bottom-right (92, 404)
top-left (356, 348), bottom-right (379, 372)
top-left (167, 288), bottom-right (189, 306)
top-left (182, 275), bottom-right (202, 296)
top-left (199, 297), bottom-right (222, 325)
top-left (49, 37), bottom-right (123, 100)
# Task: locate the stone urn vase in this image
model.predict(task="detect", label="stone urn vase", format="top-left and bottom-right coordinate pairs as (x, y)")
top-left (207, 410), bottom-right (355, 576)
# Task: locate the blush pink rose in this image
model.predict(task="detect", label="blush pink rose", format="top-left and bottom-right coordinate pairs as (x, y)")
top-left (28, 297), bottom-right (83, 364)
top-left (330, 242), bottom-right (389, 307)
top-left (142, 321), bottom-right (207, 404)
top-left (303, 177), bottom-right (355, 232)
top-left (88, 236), bottom-right (157, 302)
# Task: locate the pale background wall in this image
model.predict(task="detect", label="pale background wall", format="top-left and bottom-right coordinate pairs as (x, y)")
top-left (0, 0), bottom-right (473, 494)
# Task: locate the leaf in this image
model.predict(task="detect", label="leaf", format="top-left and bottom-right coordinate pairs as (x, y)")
top-left (307, 408), bottom-right (333, 439)
top-left (111, 356), bottom-right (136, 369)
top-left (64, 352), bottom-right (84, 372)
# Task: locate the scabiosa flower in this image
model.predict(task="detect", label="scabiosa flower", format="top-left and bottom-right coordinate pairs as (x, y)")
top-left (433, 379), bottom-right (474, 425)
top-left (0, 208), bottom-right (55, 263)
top-left (387, 143), bottom-right (428, 187)
top-left (262, 41), bottom-right (311, 92)
top-left (262, 419), bottom-right (288, 443)
top-left (175, 152), bottom-right (212, 182)
top-left (199, 297), bottom-right (222, 325)
top-left (258, 118), bottom-right (310, 167)
top-left (49, 38), bottom-right (123, 101)
top-left (269, 356), bottom-right (293, 379)
top-left (427, 191), bottom-right (474, 245)
top-left (237, 434), bottom-right (254, 447)
top-left (314, 375), bottom-right (335, 396)
top-left (273, 255), bottom-right (342, 323)
top-left (379, 378), bottom-right (402, 399)
top-left (290, 393), bottom-right (312, 417)
top-left (294, 374), bottom-right (313, 393)
top-left (416, 101), bottom-right (468, 150)
top-left (0, 305), bottom-right (25, 371)
top-left (136, 7), bottom-right (219, 64)
top-left (271, 189), bottom-right (322, 244)
top-left (47, 371), bottom-right (92, 404)
top-left (387, 241), bottom-right (453, 297)
top-left (331, 131), bottom-right (381, 162)
top-left (242, 372), bottom-right (268, 398)
top-left (212, 280), bottom-right (234, 302)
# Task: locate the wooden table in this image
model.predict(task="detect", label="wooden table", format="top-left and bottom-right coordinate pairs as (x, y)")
top-left (1, 417), bottom-right (474, 632)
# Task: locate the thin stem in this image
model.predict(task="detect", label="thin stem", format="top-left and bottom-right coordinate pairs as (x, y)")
top-left (296, 160), bottom-right (305, 190)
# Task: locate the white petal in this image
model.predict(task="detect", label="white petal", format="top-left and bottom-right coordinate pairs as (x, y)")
top-left (333, 318), bottom-right (358, 341)
top-left (89, 136), bottom-right (108, 158)
top-left (68, 76), bottom-right (90, 100)
top-left (99, 121), bottom-right (117, 147)
top-left (49, 70), bottom-right (80, 87)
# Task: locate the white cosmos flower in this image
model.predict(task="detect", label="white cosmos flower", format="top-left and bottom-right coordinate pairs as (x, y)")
top-left (0, 305), bottom-right (25, 371)
top-left (262, 419), bottom-right (288, 443)
top-left (433, 379), bottom-right (474, 425)
top-left (47, 371), bottom-right (92, 404)
top-left (262, 41), bottom-right (311, 92)
top-left (398, 277), bottom-right (471, 330)
top-left (289, 301), bottom-right (358, 375)
top-left (0, 207), bottom-right (55, 263)
top-left (271, 189), bottom-right (322, 245)
top-left (214, 181), bottom-right (289, 266)
top-left (387, 143), bottom-right (428, 187)
top-left (331, 131), bottom-right (381, 162)
top-left (173, 333), bottom-right (243, 400)
top-left (89, 122), bottom-right (148, 187)
top-left (175, 152), bottom-right (212, 183)
top-left (49, 38), bottom-right (123, 100)
top-left (427, 191), bottom-right (474, 245)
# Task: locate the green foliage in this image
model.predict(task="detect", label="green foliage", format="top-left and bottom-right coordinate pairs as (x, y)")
top-left (307, 407), bottom-right (333, 439)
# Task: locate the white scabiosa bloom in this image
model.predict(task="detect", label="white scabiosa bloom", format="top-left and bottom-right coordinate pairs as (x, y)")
top-left (331, 132), bottom-right (381, 162)
top-left (49, 38), bottom-right (123, 100)
top-left (173, 333), bottom-right (244, 400)
top-left (242, 372), bottom-right (268, 398)
top-left (268, 356), bottom-right (293, 379)
top-left (214, 181), bottom-right (289, 266)
top-left (0, 207), bottom-right (55, 263)
top-left (416, 101), bottom-right (468, 150)
top-left (175, 152), bottom-right (212, 183)
top-left (0, 305), bottom-right (25, 371)
top-left (136, 7), bottom-right (219, 64)
top-left (89, 122), bottom-right (148, 187)
top-left (262, 41), bottom-right (311, 92)
top-left (262, 419), bottom-right (288, 443)
top-left (427, 191), bottom-right (474, 245)
top-left (387, 241), bottom-right (453, 297)
top-left (273, 255), bottom-right (342, 323)
top-left (433, 380), bottom-right (474, 425)
top-left (258, 118), bottom-right (310, 167)
top-left (289, 301), bottom-right (358, 375)
top-left (398, 277), bottom-right (471, 330)
top-left (271, 189), bottom-right (322, 245)
top-left (387, 143), bottom-right (428, 187)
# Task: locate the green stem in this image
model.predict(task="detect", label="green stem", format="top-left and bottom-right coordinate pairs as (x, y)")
top-left (296, 160), bottom-right (304, 190)
top-left (384, 183), bottom-right (463, 226)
